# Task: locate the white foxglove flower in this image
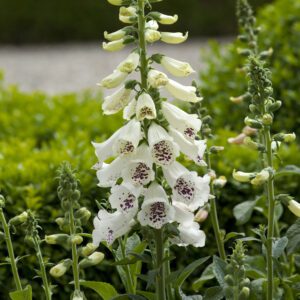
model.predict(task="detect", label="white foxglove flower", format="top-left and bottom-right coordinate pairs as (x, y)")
top-left (160, 32), bottom-right (188, 44)
top-left (102, 38), bottom-right (126, 52)
top-left (148, 123), bottom-right (179, 166)
top-left (145, 29), bottom-right (161, 43)
top-left (165, 79), bottom-right (202, 103)
top-left (136, 93), bottom-right (157, 120)
top-left (156, 13), bottom-right (178, 25)
top-left (93, 210), bottom-right (134, 245)
top-left (146, 20), bottom-right (159, 30)
top-left (109, 183), bottom-right (140, 217)
top-left (122, 144), bottom-right (155, 186)
top-left (162, 101), bottom-right (201, 140)
top-left (173, 201), bottom-right (194, 224)
top-left (119, 6), bottom-right (137, 23)
top-left (102, 85), bottom-right (132, 115)
top-left (117, 52), bottom-right (140, 73)
top-left (148, 69), bottom-right (169, 88)
top-left (161, 56), bottom-right (195, 77)
top-left (172, 222), bottom-right (206, 247)
top-left (251, 169), bottom-right (269, 186)
top-left (288, 200), bottom-right (300, 217)
top-left (123, 99), bottom-right (137, 120)
top-left (163, 162), bottom-right (210, 211)
top-left (232, 170), bottom-right (256, 183)
top-left (98, 70), bottom-right (128, 89)
top-left (169, 127), bottom-right (206, 166)
top-left (137, 182), bottom-right (175, 229)
top-left (92, 119), bottom-right (142, 163)
top-left (96, 158), bottom-right (126, 187)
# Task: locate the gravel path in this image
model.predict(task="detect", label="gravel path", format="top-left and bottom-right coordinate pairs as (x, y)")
top-left (0, 39), bottom-right (229, 94)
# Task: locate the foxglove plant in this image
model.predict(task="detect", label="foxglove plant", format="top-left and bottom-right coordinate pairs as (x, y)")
top-left (92, 0), bottom-right (210, 298)
top-left (232, 1), bottom-right (298, 299)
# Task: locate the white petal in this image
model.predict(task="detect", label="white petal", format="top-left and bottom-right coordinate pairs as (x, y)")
top-left (162, 101), bottom-right (201, 140)
top-left (148, 69), bottom-right (169, 88)
top-left (117, 52), bottom-right (140, 73)
top-left (98, 70), bottom-right (128, 89)
top-left (165, 79), bottom-right (202, 103)
top-left (160, 32), bottom-right (188, 44)
top-left (148, 123), bottom-right (179, 166)
top-left (96, 158), bottom-right (126, 187)
top-left (136, 93), bottom-right (157, 120)
top-left (122, 144), bottom-right (155, 186)
top-left (93, 210), bottom-right (134, 245)
top-left (169, 127), bottom-right (206, 166)
top-left (162, 161), bottom-right (187, 187)
top-left (137, 182), bottom-right (175, 229)
top-left (157, 13), bottom-right (178, 25)
top-left (123, 99), bottom-right (137, 120)
top-left (119, 6), bottom-right (137, 23)
top-left (102, 39), bottom-right (125, 52)
top-left (161, 56), bottom-right (195, 77)
top-left (102, 85), bottom-right (132, 115)
top-left (104, 29), bottom-right (126, 41)
top-left (172, 201), bottom-right (194, 224)
top-left (146, 20), bottom-right (159, 30)
top-left (145, 29), bottom-right (161, 43)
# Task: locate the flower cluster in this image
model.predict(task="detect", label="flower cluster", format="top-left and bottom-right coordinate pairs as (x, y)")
top-left (92, 0), bottom-right (210, 248)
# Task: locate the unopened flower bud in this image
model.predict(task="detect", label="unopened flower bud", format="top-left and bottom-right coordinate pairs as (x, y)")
top-left (210, 146), bottom-right (224, 154)
top-left (238, 287), bottom-right (250, 300)
top-left (259, 48), bottom-right (273, 59)
top-left (9, 211), bottom-right (28, 226)
top-left (244, 117), bottom-right (262, 129)
top-left (249, 104), bottom-right (259, 113)
top-left (208, 169), bottom-right (217, 180)
top-left (242, 126), bottom-right (257, 136)
top-left (288, 200), bottom-right (300, 217)
top-left (80, 243), bottom-right (98, 257)
top-left (79, 252), bottom-right (105, 269)
top-left (224, 274), bottom-right (234, 286)
top-left (262, 114), bottom-right (273, 125)
top-left (72, 290), bottom-right (85, 300)
top-left (119, 6), bottom-right (137, 24)
top-left (75, 207), bottom-right (91, 224)
top-left (50, 259), bottom-right (72, 278)
top-left (145, 29), bottom-right (161, 43)
top-left (45, 234), bottom-right (69, 245)
top-left (233, 170), bottom-right (256, 183)
top-left (230, 95), bottom-right (244, 104)
top-left (228, 133), bottom-right (246, 145)
top-left (266, 100), bottom-right (282, 112)
top-left (194, 209), bottom-right (209, 223)
top-left (264, 87), bottom-right (273, 96)
top-left (213, 176), bottom-right (227, 188)
top-left (148, 12), bottom-right (178, 25)
top-left (71, 235), bottom-right (83, 245)
top-left (237, 48), bottom-right (251, 56)
top-left (273, 133), bottom-right (296, 143)
top-left (251, 169), bottom-right (270, 186)
top-left (0, 195), bottom-right (5, 208)
top-left (202, 115), bottom-right (212, 124)
top-left (244, 137), bottom-right (265, 151)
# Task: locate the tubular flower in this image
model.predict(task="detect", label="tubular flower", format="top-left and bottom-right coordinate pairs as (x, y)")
top-left (122, 144), bottom-right (155, 186)
top-left (162, 101), bottom-right (201, 141)
top-left (92, 119), bottom-right (142, 164)
top-left (102, 39), bottom-right (126, 52)
top-left (161, 56), bottom-right (195, 77)
top-left (93, 210), bottom-right (135, 246)
top-left (165, 79), bottom-right (202, 102)
top-left (160, 32), bottom-right (188, 44)
top-left (98, 70), bottom-right (128, 89)
top-left (146, 20), bottom-right (159, 30)
top-left (137, 182), bottom-right (175, 229)
top-left (145, 29), bottom-right (161, 43)
top-left (117, 52), bottom-right (140, 73)
top-left (123, 99), bottom-right (137, 120)
top-left (119, 6), bottom-right (137, 23)
top-left (102, 85), bottom-right (132, 115)
top-left (163, 162), bottom-right (210, 211)
top-left (104, 27), bottom-right (130, 41)
top-left (232, 170), bottom-right (256, 183)
top-left (156, 13), bottom-right (178, 25)
top-left (288, 200), bottom-right (300, 217)
top-left (148, 123), bottom-right (179, 166)
top-left (148, 69), bottom-right (169, 88)
top-left (136, 93), bottom-right (157, 120)
top-left (169, 127), bottom-right (207, 166)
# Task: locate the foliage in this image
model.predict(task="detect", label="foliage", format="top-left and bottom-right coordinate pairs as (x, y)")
top-left (0, 0), bottom-right (271, 43)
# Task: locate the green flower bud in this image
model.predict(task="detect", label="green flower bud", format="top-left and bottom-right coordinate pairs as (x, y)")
top-left (224, 274), bottom-right (235, 286)
top-left (79, 252), bottom-right (105, 269)
top-left (238, 287), bottom-right (250, 300)
top-left (75, 207), bottom-right (91, 225)
top-left (80, 243), bottom-right (98, 257)
top-left (210, 146), bottom-right (224, 154)
top-left (0, 195), bottom-right (5, 208)
top-left (244, 117), bottom-right (262, 129)
top-left (202, 115), bottom-right (212, 125)
top-left (45, 234), bottom-right (69, 245)
top-left (266, 100), bottom-right (282, 112)
top-left (237, 48), bottom-right (251, 57)
top-left (262, 114), bottom-right (273, 126)
top-left (233, 170), bottom-right (256, 183)
top-left (50, 259), bottom-right (72, 278)
top-left (251, 169), bottom-right (270, 186)
top-left (259, 48), bottom-right (273, 59)
top-left (273, 133), bottom-right (296, 143)
top-left (249, 104), bottom-right (259, 113)
top-left (288, 200), bottom-right (300, 218)
top-left (71, 235), bottom-right (83, 245)
top-left (72, 290), bottom-right (85, 300)
top-left (194, 209), bottom-right (209, 223)
top-left (9, 211), bottom-right (28, 226)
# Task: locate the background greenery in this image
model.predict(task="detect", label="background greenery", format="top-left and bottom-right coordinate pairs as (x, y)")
top-left (0, 0), bottom-right (272, 43)
top-left (0, 0), bottom-right (300, 298)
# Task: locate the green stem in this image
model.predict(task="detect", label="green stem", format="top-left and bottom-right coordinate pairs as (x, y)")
top-left (263, 128), bottom-right (275, 300)
top-left (205, 153), bottom-right (226, 260)
top-left (164, 242), bottom-right (173, 300)
top-left (69, 203), bottom-right (80, 292)
top-left (33, 238), bottom-right (52, 300)
top-left (119, 237), bottom-right (135, 294)
top-left (0, 209), bottom-right (22, 291)
top-left (154, 229), bottom-right (166, 300)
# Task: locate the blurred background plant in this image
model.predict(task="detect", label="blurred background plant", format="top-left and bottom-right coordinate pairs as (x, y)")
top-left (0, 0), bottom-right (300, 298)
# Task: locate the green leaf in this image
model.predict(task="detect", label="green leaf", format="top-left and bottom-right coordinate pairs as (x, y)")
top-left (286, 219), bottom-right (300, 255)
top-left (136, 290), bottom-right (156, 300)
top-left (111, 295), bottom-right (146, 300)
top-left (173, 256), bottom-right (210, 290)
top-left (212, 256), bottom-right (227, 287)
top-left (192, 263), bottom-right (215, 291)
top-left (275, 165), bottom-right (300, 178)
top-left (203, 286), bottom-right (224, 300)
top-left (249, 279), bottom-right (266, 300)
top-left (272, 236), bottom-right (288, 259)
top-left (79, 281), bottom-right (118, 300)
top-left (245, 255), bottom-right (266, 279)
top-left (224, 232), bottom-right (245, 242)
top-left (179, 288), bottom-right (203, 300)
top-left (9, 285), bottom-right (32, 300)
top-left (233, 200), bottom-right (257, 225)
